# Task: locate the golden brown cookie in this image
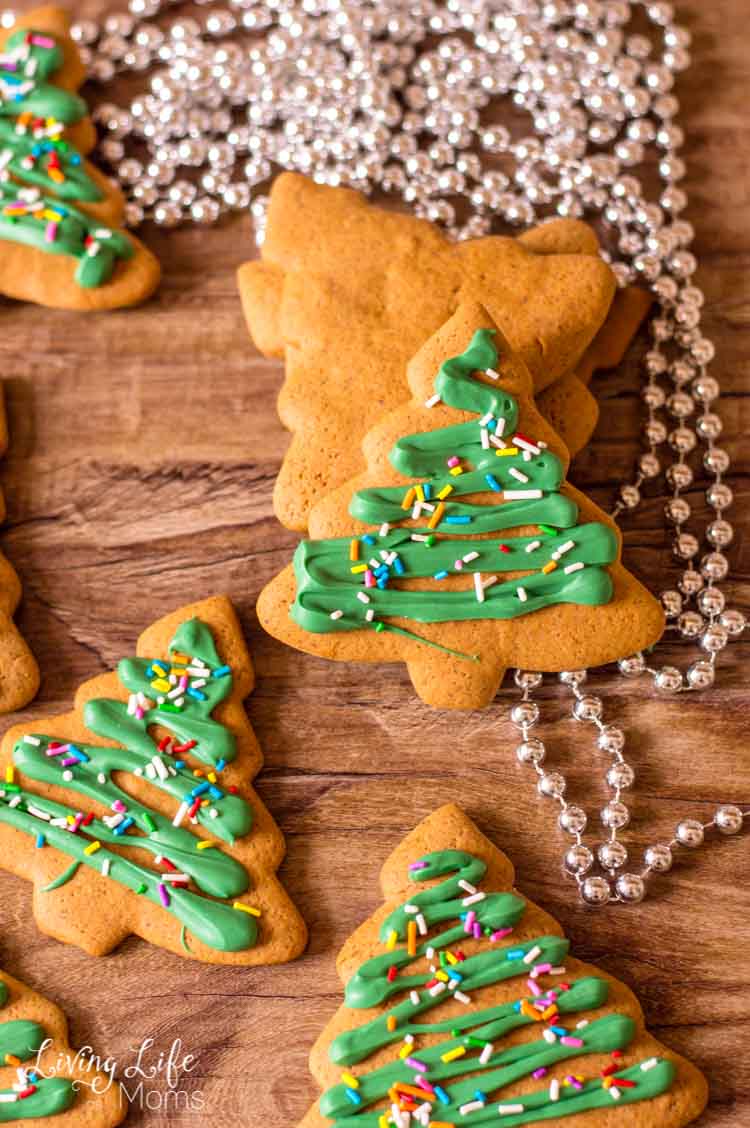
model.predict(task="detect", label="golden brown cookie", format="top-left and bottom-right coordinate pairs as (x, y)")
top-left (238, 173), bottom-right (616, 530)
top-left (0, 7), bottom-right (160, 310)
top-left (258, 302), bottom-right (664, 709)
top-left (0, 596), bottom-right (307, 964)
top-left (0, 965), bottom-right (126, 1125)
top-left (298, 803), bottom-right (708, 1128)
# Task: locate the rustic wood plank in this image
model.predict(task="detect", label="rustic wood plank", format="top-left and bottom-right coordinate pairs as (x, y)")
top-left (0, 0), bottom-right (747, 1125)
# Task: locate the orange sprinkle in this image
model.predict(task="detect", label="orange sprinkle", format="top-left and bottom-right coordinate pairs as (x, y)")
top-left (401, 487), bottom-right (416, 511)
top-left (428, 502), bottom-right (445, 530)
top-left (386, 1015), bottom-right (397, 1032)
top-left (407, 920), bottom-right (417, 956)
top-left (349, 539), bottom-right (360, 562)
top-left (542, 561), bottom-right (557, 574)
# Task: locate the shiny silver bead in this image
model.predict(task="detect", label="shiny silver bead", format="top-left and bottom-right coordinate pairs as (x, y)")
top-left (514, 670), bottom-right (543, 690)
top-left (678, 569), bottom-right (704, 596)
top-left (615, 872), bottom-right (646, 903)
top-left (558, 670), bottom-right (588, 688)
top-left (700, 624), bottom-right (728, 653)
top-left (696, 412), bottom-right (723, 441)
top-left (676, 818), bottom-right (705, 848)
top-left (665, 497), bottom-right (690, 524)
top-left (581, 875), bottom-right (611, 906)
top-left (705, 519), bottom-right (733, 549)
top-left (673, 532), bottom-right (699, 560)
top-left (701, 552), bottom-right (729, 581)
top-left (686, 659), bottom-right (715, 689)
top-left (644, 419), bottom-right (667, 445)
top-left (644, 843), bottom-right (674, 872)
top-left (720, 608), bottom-right (746, 636)
top-left (559, 806), bottom-right (588, 835)
top-left (706, 482), bottom-right (733, 511)
top-left (510, 701), bottom-right (540, 728)
top-left (692, 374), bottom-right (719, 402)
top-left (678, 610), bottom-right (703, 639)
top-left (697, 586), bottom-right (726, 617)
top-left (714, 805), bottom-right (744, 835)
top-left (565, 844), bottom-right (594, 875)
top-left (601, 800), bottom-right (630, 830)
top-left (516, 739), bottom-right (546, 765)
top-left (618, 652), bottom-right (646, 677)
top-left (597, 726), bottom-right (626, 755)
top-left (573, 694), bottom-right (603, 722)
top-left (661, 589), bottom-right (682, 617)
top-left (654, 665), bottom-right (683, 692)
top-left (607, 761), bottom-right (635, 790)
top-left (153, 201), bottom-right (182, 227)
top-left (598, 840), bottom-right (628, 870)
top-left (619, 483), bottom-right (640, 509)
top-left (667, 428), bottom-right (696, 456)
top-left (666, 391), bottom-right (693, 419)
top-left (638, 451), bottom-right (661, 478)
top-left (704, 447), bottom-right (730, 474)
top-left (538, 772), bottom-right (567, 800)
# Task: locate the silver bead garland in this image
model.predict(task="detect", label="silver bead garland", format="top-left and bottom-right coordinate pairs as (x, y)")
top-left (1, 0), bottom-right (745, 904)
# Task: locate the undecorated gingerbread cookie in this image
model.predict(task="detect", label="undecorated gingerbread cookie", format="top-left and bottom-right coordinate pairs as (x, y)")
top-left (0, 596), bottom-right (307, 964)
top-left (258, 302), bottom-right (664, 709)
top-left (0, 7), bottom-right (160, 309)
top-left (298, 803), bottom-right (708, 1128)
top-left (0, 965), bottom-right (125, 1125)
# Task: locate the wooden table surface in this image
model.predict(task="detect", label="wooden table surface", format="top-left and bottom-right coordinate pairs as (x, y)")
top-left (0, 1), bottom-right (748, 1125)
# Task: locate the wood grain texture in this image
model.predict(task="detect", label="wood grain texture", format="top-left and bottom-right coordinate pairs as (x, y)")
top-left (0, 1), bottom-right (748, 1126)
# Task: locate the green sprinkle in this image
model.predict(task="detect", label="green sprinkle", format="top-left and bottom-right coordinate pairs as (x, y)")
top-left (374, 622), bottom-right (385, 633)
top-left (142, 812), bottom-right (156, 833)
top-left (158, 702), bottom-right (181, 714)
top-left (538, 524), bottom-right (558, 535)
top-left (136, 883), bottom-right (148, 895)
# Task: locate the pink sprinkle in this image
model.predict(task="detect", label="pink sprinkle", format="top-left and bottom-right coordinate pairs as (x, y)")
top-left (415, 1077), bottom-right (435, 1094)
top-left (561, 1036), bottom-right (584, 1048)
top-left (531, 962), bottom-right (552, 978)
top-left (44, 221), bottom-right (57, 243)
top-left (405, 1057), bottom-right (427, 1073)
top-left (491, 927), bottom-right (514, 942)
top-left (566, 1075), bottom-right (583, 1091)
top-left (532, 1068), bottom-right (547, 1080)
top-left (158, 882), bottom-right (170, 908)
top-left (30, 34), bottom-right (55, 47)
top-left (45, 747), bottom-right (64, 757)
top-left (409, 861), bottom-right (428, 871)
top-left (447, 456), bottom-right (460, 468)
top-left (112, 800), bottom-right (127, 813)
top-left (464, 910), bottom-right (476, 934)
top-left (527, 978), bottom-right (542, 997)
top-left (472, 922), bottom-right (482, 940)
top-left (68, 813), bottom-right (83, 833)
top-left (364, 569), bottom-right (375, 588)
top-left (454, 560), bottom-right (463, 570)
top-left (134, 706), bottom-right (145, 721)
top-left (60, 757), bottom-right (78, 768)
top-left (179, 675), bottom-right (188, 690)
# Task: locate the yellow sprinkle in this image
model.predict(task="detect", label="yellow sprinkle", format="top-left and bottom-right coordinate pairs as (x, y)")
top-left (441, 1046), bottom-right (466, 1064)
top-left (386, 929), bottom-right (398, 950)
top-left (349, 539), bottom-right (360, 562)
top-left (4, 1055), bottom-right (20, 1067)
top-left (207, 772), bottom-right (217, 783)
top-left (41, 208), bottom-right (62, 221)
top-left (66, 814), bottom-right (76, 825)
top-left (401, 487), bottom-right (416, 511)
top-left (386, 1015), bottom-right (397, 1032)
top-left (341, 1072), bottom-right (359, 1089)
top-left (542, 561), bottom-right (557, 574)
top-left (83, 841), bottom-right (101, 856)
top-left (428, 502), bottom-right (445, 530)
top-left (151, 677), bottom-right (170, 692)
top-left (233, 902), bottom-right (261, 916)
top-left (496, 446), bottom-right (519, 457)
top-left (414, 483), bottom-right (425, 502)
top-left (4, 765), bottom-right (13, 784)
top-left (449, 466), bottom-right (463, 476)
top-left (407, 920), bottom-right (417, 956)
top-left (380, 1117), bottom-right (389, 1128)
top-left (197, 840), bottom-right (216, 850)
top-left (350, 563), bottom-right (368, 574)
top-left (435, 970), bottom-right (449, 983)
top-left (436, 484), bottom-right (454, 500)
top-left (399, 1043), bottom-right (412, 1059)
top-left (445, 951), bottom-right (458, 965)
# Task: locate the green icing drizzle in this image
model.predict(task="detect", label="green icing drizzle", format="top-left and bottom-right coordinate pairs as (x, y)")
top-left (291, 330), bottom-right (617, 655)
top-left (0, 618), bottom-right (259, 954)
top-left (0, 978), bottom-right (75, 1120)
top-left (319, 849), bottom-right (676, 1126)
top-left (40, 859), bottom-right (79, 891)
top-left (0, 29), bottom-right (133, 287)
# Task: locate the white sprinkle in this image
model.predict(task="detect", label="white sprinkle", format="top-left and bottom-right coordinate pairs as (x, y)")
top-left (513, 435), bottom-right (541, 454)
top-left (428, 982), bottom-right (446, 997)
top-left (365, 610), bottom-right (375, 622)
top-left (416, 913), bottom-right (428, 936)
top-left (405, 903), bottom-right (419, 913)
top-left (482, 575), bottom-right (498, 591)
top-left (172, 802), bottom-right (189, 828)
top-left (454, 990), bottom-right (471, 1004)
top-left (496, 416), bottom-right (507, 436)
top-left (489, 434), bottom-right (507, 449)
top-left (412, 503), bottom-right (422, 520)
top-left (421, 501), bottom-right (435, 512)
top-left (458, 879), bottom-right (477, 894)
top-left (576, 1019), bottom-right (590, 1030)
top-left (101, 859), bottom-right (111, 877)
top-left (404, 1034), bottom-right (415, 1045)
top-left (152, 755), bottom-right (169, 781)
top-left (145, 763), bottom-right (156, 780)
top-left (462, 891), bottom-right (486, 907)
top-left (497, 1105), bottom-right (524, 1116)
top-left (62, 770), bottom-right (73, 782)
top-left (474, 572), bottom-right (485, 603)
top-left (557, 539), bottom-right (576, 556)
top-left (525, 540), bottom-right (541, 554)
top-left (27, 805), bottom-right (50, 821)
top-left (523, 945), bottom-right (542, 965)
top-left (425, 393), bottom-right (441, 408)
top-left (485, 367), bottom-right (500, 380)
top-left (479, 411), bottom-right (494, 426)
top-left (94, 228), bottom-right (113, 240)
top-left (330, 610), bottom-right (344, 620)
top-left (609, 1086), bottom-right (622, 1101)
top-left (369, 558), bottom-right (380, 569)
top-left (23, 735), bottom-right (41, 747)
top-left (161, 872), bottom-right (190, 884)
top-left (543, 1029), bottom-right (557, 1045)
top-left (425, 946), bottom-right (435, 959)
top-left (550, 966), bottom-right (567, 975)
top-left (480, 428), bottom-right (490, 450)
top-left (504, 489), bottom-right (543, 500)
top-left (517, 586), bottom-right (528, 603)
top-left (549, 1078), bottom-right (560, 1100)
top-left (462, 551), bottom-right (479, 564)
top-left (380, 550), bottom-right (390, 561)
top-left (641, 1058), bottom-right (659, 1072)
top-left (209, 808), bottom-right (219, 819)
top-left (460, 1100), bottom-right (485, 1115)
top-left (126, 695), bottom-right (137, 716)
top-left (410, 991), bottom-right (420, 1006)
top-left (508, 467), bottom-right (529, 483)
top-left (564, 562), bottom-right (585, 574)
top-left (97, 772), bottom-right (107, 784)
top-left (103, 812), bottom-right (124, 829)
top-left (411, 533), bottom-right (429, 542)
top-left (357, 592), bottom-right (371, 604)
top-left (479, 1043), bottom-right (494, 1065)
top-left (191, 678), bottom-right (207, 689)
top-left (380, 523), bottom-right (390, 537)
top-left (167, 684), bottom-right (183, 700)
top-left (0, 1094), bottom-right (18, 1103)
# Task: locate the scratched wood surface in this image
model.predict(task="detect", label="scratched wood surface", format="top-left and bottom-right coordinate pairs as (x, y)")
top-left (0, 1), bottom-right (748, 1125)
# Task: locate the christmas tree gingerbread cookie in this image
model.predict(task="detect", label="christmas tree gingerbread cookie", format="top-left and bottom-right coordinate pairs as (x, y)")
top-left (0, 7), bottom-right (160, 309)
top-left (258, 302), bottom-right (664, 709)
top-left (0, 596), bottom-right (307, 964)
top-left (299, 804), bottom-right (708, 1128)
top-left (0, 966), bottom-right (125, 1125)
top-left (237, 173), bottom-right (649, 530)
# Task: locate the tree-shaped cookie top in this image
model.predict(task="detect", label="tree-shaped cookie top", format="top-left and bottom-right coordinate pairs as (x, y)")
top-left (300, 805), bottom-right (707, 1127)
top-left (0, 597), bottom-right (306, 964)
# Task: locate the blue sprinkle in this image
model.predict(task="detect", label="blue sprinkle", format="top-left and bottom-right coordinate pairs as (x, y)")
top-left (190, 782), bottom-right (210, 798)
top-left (344, 1089), bottom-right (362, 1107)
top-left (71, 154), bottom-right (81, 165)
top-left (35, 833), bottom-right (45, 848)
top-left (215, 758), bottom-right (226, 772)
top-left (211, 665), bottom-right (231, 678)
top-left (376, 578), bottom-right (389, 589)
top-left (187, 686), bottom-right (207, 701)
top-left (487, 419), bottom-right (497, 432)
top-left (445, 515), bottom-right (472, 524)
top-left (423, 483), bottom-right (432, 500)
top-left (433, 570), bottom-right (449, 580)
top-left (114, 817), bottom-right (134, 836)
top-left (550, 1025), bottom-right (568, 1036)
top-left (434, 1086), bottom-right (450, 1105)
top-left (393, 555), bottom-right (405, 575)
top-left (505, 947), bottom-right (525, 960)
top-left (474, 1091), bottom-right (487, 1103)
top-left (485, 473), bottom-right (501, 492)
top-left (208, 786), bottom-right (223, 801)
top-left (513, 1000), bottom-right (521, 1012)
top-left (362, 534), bottom-right (375, 545)
top-left (447, 969), bottom-right (463, 982)
top-left (374, 565), bottom-right (389, 578)
top-left (69, 744), bottom-right (89, 763)
top-left (174, 760), bottom-right (186, 770)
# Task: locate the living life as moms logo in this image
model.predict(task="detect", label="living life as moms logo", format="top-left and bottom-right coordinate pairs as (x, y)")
top-left (34, 1036), bottom-right (205, 1113)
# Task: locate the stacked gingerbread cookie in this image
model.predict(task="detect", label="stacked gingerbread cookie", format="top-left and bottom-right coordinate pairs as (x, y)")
top-left (237, 173), bottom-right (663, 709)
